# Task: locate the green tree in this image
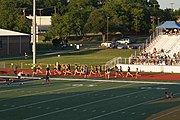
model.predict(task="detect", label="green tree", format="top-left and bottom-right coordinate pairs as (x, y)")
top-left (84, 9), bottom-right (108, 42)
top-left (0, 0), bottom-right (31, 33)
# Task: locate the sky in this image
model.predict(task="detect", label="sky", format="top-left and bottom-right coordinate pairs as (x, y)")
top-left (158, 0), bottom-right (180, 10)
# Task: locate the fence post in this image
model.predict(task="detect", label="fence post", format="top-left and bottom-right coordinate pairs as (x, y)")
top-left (21, 63), bottom-right (23, 69)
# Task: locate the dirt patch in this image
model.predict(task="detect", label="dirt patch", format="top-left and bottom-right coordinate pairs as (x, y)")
top-left (146, 106), bottom-right (180, 120)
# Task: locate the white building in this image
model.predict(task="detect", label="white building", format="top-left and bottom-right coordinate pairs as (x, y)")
top-left (26, 16), bottom-right (51, 32)
top-left (26, 16), bottom-right (51, 42)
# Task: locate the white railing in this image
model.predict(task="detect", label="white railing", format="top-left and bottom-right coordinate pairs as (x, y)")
top-left (105, 57), bottom-right (123, 69)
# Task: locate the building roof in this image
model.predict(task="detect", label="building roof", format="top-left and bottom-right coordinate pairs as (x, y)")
top-left (0, 28), bottom-right (29, 36)
top-left (156, 21), bottom-right (180, 29)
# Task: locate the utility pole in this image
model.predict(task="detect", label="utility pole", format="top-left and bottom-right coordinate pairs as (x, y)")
top-left (106, 17), bottom-right (109, 41)
top-left (170, 3), bottom-right (174, 10)
top-left (33, 0), bottom-right (36, 73)
top-left (152, 4), bottom-right (158, 31)
top-left (22, 8), bottom-right (26, 17)
top-left (54, 6), bottom-right (57, 15)
top-left (38, 8), bottom-right (43, 33)
top-left (135, 16), bottom-right (138, 36)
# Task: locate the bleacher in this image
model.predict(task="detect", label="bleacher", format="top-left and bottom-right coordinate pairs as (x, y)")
top-left (146, 34), bottom-right (180, 57)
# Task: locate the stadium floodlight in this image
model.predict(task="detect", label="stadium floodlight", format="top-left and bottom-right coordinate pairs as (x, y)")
top-left (33, 0), bottom-right (36, 73)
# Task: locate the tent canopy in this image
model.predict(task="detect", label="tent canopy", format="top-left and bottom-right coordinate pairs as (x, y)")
top-left (156, 21), bottom-right (180, 29)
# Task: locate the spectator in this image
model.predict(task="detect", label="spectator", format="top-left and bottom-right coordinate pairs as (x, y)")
top-left (17, 71), bottom-right (23, 79)
top-left (13, 64), bottom-right (18, 75)
top-left (24, 52), bottom-right (28, 59)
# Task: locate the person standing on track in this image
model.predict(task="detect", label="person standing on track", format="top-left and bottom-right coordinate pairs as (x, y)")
top-left (45, 65), bottom-right (51, 85)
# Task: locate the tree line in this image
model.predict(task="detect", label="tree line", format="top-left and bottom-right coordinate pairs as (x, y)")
top-left (0, 0), bottom-right (180, 41)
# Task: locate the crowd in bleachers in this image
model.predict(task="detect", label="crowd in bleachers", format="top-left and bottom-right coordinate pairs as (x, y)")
top-left (163, 28), bottom-right (180, 35)
top-left (129, 48), bottom-right (180, 65)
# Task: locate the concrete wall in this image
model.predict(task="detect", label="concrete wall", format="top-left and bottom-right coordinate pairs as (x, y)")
top-left (116, 64), bottom-right (180, 73)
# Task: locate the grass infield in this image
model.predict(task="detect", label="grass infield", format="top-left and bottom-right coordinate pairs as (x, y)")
top-left (0, 78), bottom-right (179, 120)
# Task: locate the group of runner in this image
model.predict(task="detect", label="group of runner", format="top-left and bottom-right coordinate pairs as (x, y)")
top-left (34, 63), bottom-right (141, 80)
top-left (12, 63), bottom-right (142, 85)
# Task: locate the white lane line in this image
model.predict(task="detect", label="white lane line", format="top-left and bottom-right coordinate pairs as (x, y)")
top-left (131, 112), bottom-right (135, 115)
top-left (52, 77), bottom-right (180, 85)
top-left (0, 81), bottom-right (42, 93)
top-left (0, 81), bottom-right (102, 102)
top-left (27, 106), bottom-right (32, 108)
top-left (121, 112), bottom-right (125, 114)
top-left (0, 86), bottom-right (77, 103)
top-left (87, 98), bottom-right (163, 120)
top-left (87, 92), bottom-right (180, 120)
top-left (23, 88), bottom-right (147, 120)
top-left (0, 86), bottom-right (77, 112)
top-left (141, 113), bottom-right (146, 115)
top-left (0, 84), bottom-right (132, 113)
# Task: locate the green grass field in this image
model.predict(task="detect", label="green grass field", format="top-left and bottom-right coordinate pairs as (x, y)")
top-left (1, 49), bottom-right (135, 69)
top-left (0, 79), bottom-right (179, 120)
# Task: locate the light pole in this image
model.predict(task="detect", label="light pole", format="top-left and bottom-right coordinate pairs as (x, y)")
top-left (33, 0), bottom-right (36, 73)
top-left (106, 17), bottom-right (109, 41)
top-left (38, 8), bottom-right (43, 33)
top-left (135, 16), bottom-right (138, 36)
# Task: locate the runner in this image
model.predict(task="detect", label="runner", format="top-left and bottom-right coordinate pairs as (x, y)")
top-left (119, 66), bottom-right (124, 78)
top-left (84, 65), bottom-right (88, 78)
top-left (74, 64), bottom-right (80, 76)
top-left (125, 66), bottom-right (133, 78)
top-left (114, 66), bottom-right (119, 78)
top-left (37, 63), bottom-right (43, 74)
top-left (105, 68), bottom-right (110, 79)
top-left (135, 68), bottom-right (141, 79)
top-left (89, 65), bottom-right (96, 77)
